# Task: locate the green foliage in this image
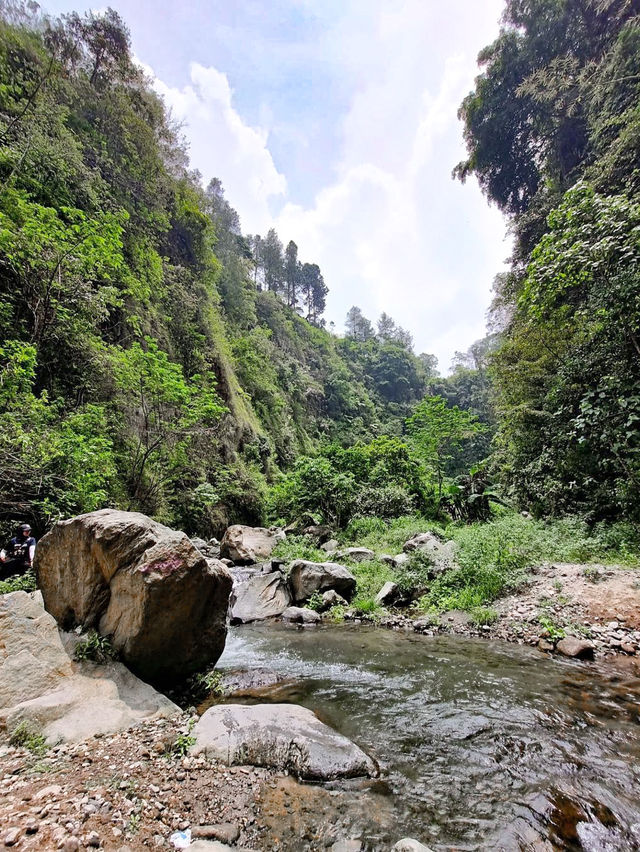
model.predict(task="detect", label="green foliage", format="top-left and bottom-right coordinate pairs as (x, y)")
top-left (394, 550), bottom-right (438, 595)
top-left (0, 568), bottom-right (36, 594)
top-left (406, 396), bottom-right (486, 498)
top-left (170, 719), bottom-right (196, 757)
top-left (74, 630), bottom-right (118, 664)
top-left (538, 614), bottom-right (566, 641)
top-left (470, 606), bottom-right (499, 627)
top-left (273, 535), bottom-right (326, 564)
top-left (9, 720), bottom-right (47, 755)
top-left (268, 438), bottom-right (427, 528)
top-left (305, 591), bottom-right (324, 612)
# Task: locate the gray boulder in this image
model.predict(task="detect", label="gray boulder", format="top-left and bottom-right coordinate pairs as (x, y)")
top-left (281, 606), bottom-right (321, 625)
top-left (403, 532), bottom-right (457, 568)
top-left (288, 560), bottom-right (356, 603)
top-left (320, 589), bottom-right (348, 610)
top-left (321, 539), bottom-right (340, 553)
top-left (335, 547), bottom-right (376, 563)
top-left (220, 525), bottom-right (284, 565)
top-left (375, 581), bottom-right (399, 606)
top-left (0, 591), bottom-right (177, 744)
top-left (392, 553), bottom-right (409, 568)
top-left (230, 572), bottom-right (291, 624)
top-left (35, 509), bottom-right (232, 684)
top-left (191, 703), bottom-right (377, 780)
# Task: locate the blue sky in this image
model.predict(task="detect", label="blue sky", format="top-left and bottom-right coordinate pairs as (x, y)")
top-left (45, 0), bottom-right (510, 371)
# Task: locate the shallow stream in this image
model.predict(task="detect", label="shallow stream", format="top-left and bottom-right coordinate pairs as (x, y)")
top-left (215, 623), bottom-right (640, 850)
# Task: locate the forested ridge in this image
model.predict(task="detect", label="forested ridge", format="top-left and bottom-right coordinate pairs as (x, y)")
top-left (1, 0), bottom-right (639, 549)
top-left (0, 2), bottom-right (486, 537)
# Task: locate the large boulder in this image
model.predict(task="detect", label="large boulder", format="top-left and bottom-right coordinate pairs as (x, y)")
top-left (230, 572), bottom-right (291, 624)
top-left (288, 560), bottom-right (356, 604)
top-left (220, 525), bottom-right (284, 565)
top-left (191, 703), bottom-right (377, 780)
top-left (35, 509), bottom-right (232, 684)
top-left (335, 547), bottom-right (376, 563)
top-left (0, 591), bottom-right (178, 743)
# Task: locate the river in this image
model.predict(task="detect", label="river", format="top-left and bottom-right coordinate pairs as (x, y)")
top-left (214, 623), bottom-right (640, 851)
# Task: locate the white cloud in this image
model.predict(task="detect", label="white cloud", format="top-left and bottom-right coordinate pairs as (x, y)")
top-left (142, 0), bottom-right (509, 371)
top-left (150, 62), bottom-right (286, 234)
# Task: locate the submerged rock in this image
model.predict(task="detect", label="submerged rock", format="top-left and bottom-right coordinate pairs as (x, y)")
top-left (220, 525), bottom-right (284, 565)
top-left (191, 703), bottom-right (377, 780)
top-left (288, 560), bottom-right (356, 603)
top-left (35, 509), bottom-right (232, 684)
top-left (230, 572), bottom-right (291, 623)
top-left (0, 591), bottom-right (177, 743)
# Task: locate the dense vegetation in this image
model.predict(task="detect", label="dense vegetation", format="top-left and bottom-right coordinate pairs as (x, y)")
top-left (456, 0), bottom-right (640, 522)
top-left (2, 0), bottom-right (639, 617)
top-left (0, 3), bottom-right (488, 538)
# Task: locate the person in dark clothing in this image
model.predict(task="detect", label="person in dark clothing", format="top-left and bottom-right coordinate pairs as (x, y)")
top-left (0, 523), bottom-right (36, 580)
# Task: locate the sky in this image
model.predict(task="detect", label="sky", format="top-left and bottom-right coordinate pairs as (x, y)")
top-left (46, 0), bottom-right (510, 373)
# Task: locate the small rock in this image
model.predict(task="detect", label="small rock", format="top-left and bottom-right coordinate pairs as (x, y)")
top-left (392, 840), bottom-right (435, 852)
top-left (34, 784), bottom-right (63, 801)
top-left (556, 637), bottom-right (595, 660)
top-left (86, 830), bottom-right (101, 847)
top-left (281, 606), bottom-right (321, 625)
top-left (537, 639), bottom-right (555, 653)
top-left (192, 823), bottom-right (241, 844)
top-left (320, 539), bottom-right (339, 553)
top-left (621, 642), bottom-right (636, 655)
top-left (3, 828), bottom-right (20, 847)
top-left (331, 841), bottom-right (362, 852)
top-left (61, 839), bottom-right (80, 852)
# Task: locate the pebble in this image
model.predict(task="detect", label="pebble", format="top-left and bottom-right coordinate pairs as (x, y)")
top-left (3, 827), bottom-right (20, 847)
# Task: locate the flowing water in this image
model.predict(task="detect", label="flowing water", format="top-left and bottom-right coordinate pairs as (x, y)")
top-left (214, 623), bottom-right (640, 851)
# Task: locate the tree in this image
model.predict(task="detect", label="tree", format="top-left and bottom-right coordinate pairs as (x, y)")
top-left (406, 396), bottom-right (486, 498)
top-left (300, 262), bottom-right (327, 325)
top-left (261, 228), bottom-right (284, 295)
top-left (377, 312), bottom-right (397, 341)
top-left (345, 305), bottom-right (374, 341)
top-left (284, 239), bottom-right (300, 309)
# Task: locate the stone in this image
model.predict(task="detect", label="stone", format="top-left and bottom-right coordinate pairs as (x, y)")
top-left (62, 839), bottom-right (80, 852)
top-left (375, 581), bottom-right (399, 606)
top-left (335, 547), bottom-right (375, 563)
top-left (3, 828), bottom-right (20, 847)
top-left (219, 525), bottom-right (283, 565)
top-left (402, 533), bottom-right (457, 570)
top-left (392, 553), bottom-right (409, 568)
top-left (288, 560), bottom-right (356, 603)
top-left (35, 509), bottom-right (232, 684)
top-left (320, 589), bottom-right (348, 610)
top-left (392, 840), bottom-right (435, 852)
top-left (537, 638), bottom-right (555, 653)
top-left (555, 637), bottom-right (595, 660)
top-left (219, 668), bottom-right (288, 696)
top-left (192, 824), bottom-right (240, 844)
top-left (331, 842), bottom-right (362, 852)
top-left (86, 831), bottom-right (101, 847)
top-left (0, 592), bottom-right (178, 744)
top-left (189, 843), bottom-right (237, 852)
top-left (301, 525), bottom-right (333, 544)
top-left (320, 539), bottom-right (339, 553)
top-left (229, 572), bottom-right (291, 623)
top-left (192, 703), bottom-right (377, 780)
top-left (281, 606), bottom-right (321, 624)
top-left (190, 537), bottom-right (208, 553)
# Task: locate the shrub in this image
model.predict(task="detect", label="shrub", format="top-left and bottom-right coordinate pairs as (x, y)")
top-left (273, 536), bottom-right (326, 564)
top-left (74, 631), bottom-right (118, 664)
top-left (0, 569), bottom-right (36, 595)
top-left (470, 606), bottom-right (499, 626)
top-left (9, 721), bottom-right (47, 755)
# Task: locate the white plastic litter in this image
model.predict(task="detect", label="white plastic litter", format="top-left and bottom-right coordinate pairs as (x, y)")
top-left (170, 829), bottom-right (191, 849)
